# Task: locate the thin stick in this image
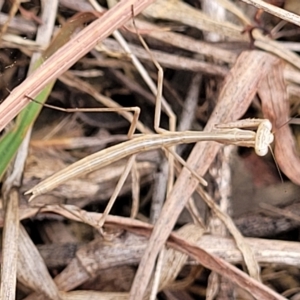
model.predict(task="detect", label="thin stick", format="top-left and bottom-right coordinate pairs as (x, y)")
top-left (150, 247), bottom-right (165, 300)
top-left (240, 0), bottom-right (300, 27)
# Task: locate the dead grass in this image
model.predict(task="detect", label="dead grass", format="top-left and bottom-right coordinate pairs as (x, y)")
top-left (1, 0), bottom-right (300, 299)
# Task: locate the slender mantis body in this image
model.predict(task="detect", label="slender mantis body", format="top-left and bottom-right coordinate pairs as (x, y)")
top-left (26, 119), bottom-right (273, 200)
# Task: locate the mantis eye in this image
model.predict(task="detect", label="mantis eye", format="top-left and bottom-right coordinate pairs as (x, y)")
top-left (254, 120), bottom-right (274, 156)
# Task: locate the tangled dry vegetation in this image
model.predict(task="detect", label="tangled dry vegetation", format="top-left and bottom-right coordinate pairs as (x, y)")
top-left (1, 0), bottom-right (300, 299)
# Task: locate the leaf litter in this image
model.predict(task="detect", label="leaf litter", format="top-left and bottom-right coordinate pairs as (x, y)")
top-left (1, 0), bottom-right (300, 299)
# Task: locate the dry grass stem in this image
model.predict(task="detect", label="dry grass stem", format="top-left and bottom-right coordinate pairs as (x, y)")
top-left (1, 1), bottom-right (300, 299)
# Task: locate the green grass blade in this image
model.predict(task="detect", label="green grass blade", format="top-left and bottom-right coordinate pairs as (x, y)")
top-left (0, 84), bottom-right (54, 179)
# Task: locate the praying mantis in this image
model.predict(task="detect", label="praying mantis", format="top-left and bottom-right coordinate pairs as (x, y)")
top-left (24, 14), bottom-right (275, 204)
top-left (25, 110), bottom-right (274, 201)
top-left (20, 18), bottom-right (277, 298)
